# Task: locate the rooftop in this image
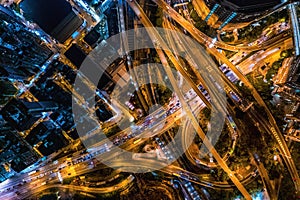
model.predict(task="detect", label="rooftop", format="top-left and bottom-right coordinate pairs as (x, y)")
top-left (218, 0), bottom-right (282, 13)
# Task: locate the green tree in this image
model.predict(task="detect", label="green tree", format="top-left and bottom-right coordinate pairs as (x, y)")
top-left (195, 21), bottom-right (207, 30)
top-left (190, 10), bottom-right (200, 22)
top-left (187, 2), bottom-right (193, 11)
top-left (156, 18), bottom-right (162, 27)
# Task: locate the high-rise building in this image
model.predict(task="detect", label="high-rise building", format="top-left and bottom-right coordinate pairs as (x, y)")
top-left (217, 0), bottom-right (282, 13)
top-left (0, 5), bottom-right (52, 81)
top-left (20, 0), bottom-right (83, 43)
top-left (64, 43), bottom-right (87, 68)
top-left (0, 116), bottom-right (39, 173)
top-left (0, 80), bottom-right (17, 106)
top-left (25, 121), bottom-right (69, 156)
top-left (1, 98), bottom-right (59, 131)
top-left (205, 0), bottom-right (285, 23)
top-left (273, 58), bottom-right (300, 102)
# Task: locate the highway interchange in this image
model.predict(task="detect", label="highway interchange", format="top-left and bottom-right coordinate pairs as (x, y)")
top-left (1, 0), bottom-right (300, 199)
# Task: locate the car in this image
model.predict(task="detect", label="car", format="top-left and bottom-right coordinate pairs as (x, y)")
top-left (224, 69), bottom-right (230, 74)
top-left (254, 153), bottom-right (260, 162)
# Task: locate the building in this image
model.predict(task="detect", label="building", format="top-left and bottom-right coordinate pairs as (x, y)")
top-left (0, 80), bottom-right (17, 106)
top-left (83, 21), bottom-right (106, 48)
top-left (1, 98), bottom-right (59, 131)
top-left (0, 0), bottom-right (124, 180)
top-left (204, 0), bottom-right (285, 23)
top-left (0, 5), bottom-right (52, 81)
top-left (273, 58), bottom-right (300, 102)
top-left (20, 0), bottom-right (83, 43)
top-left (25, 121), bottom-right (69, 156)
top-left (103, 2), bottom-right (119, 37)
top-left (64, 43), bottom-right (87, 68)
top-left (0, 117), bottom-right (39, 174)
top-left (217, 0), bottom-right (282, 14)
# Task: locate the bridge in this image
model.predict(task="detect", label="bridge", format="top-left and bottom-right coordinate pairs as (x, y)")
top-left (289, 3), bottom-right (300, 56)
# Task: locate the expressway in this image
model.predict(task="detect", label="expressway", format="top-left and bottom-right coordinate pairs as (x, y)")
top-left (172, 179), bottom-right (194, 200)
top-left (151, 0), bottom-right (300, 192)
top-left (153, 0), bottom-right (291, 52)
top-left (251, 154), bottom-right (277, 200)
top-left (289, 3), bottom-right (300, 56)
top-left (20, 175), bottom-right (135, 199)
top-left (192, 0), bottom-right (219, 27)
top-left (1, 0), bottom-right (298, 198)
top-left (274, 57), bottom-right (294, 85)
top-left (126, 0), bottom-right (252, 199)
top-left (0, 100), bottom-right (246, 200)
top-left (0, 152), bottom-right (261, 200)
top-left (0, 92), bottom-right (264, 200)
top-left (162, 18), bottom-right (239, 167)
top-left (128, 0), bottom-right (294, 198)
top-left (0, 87), bottom-right (208, 199)
top-left (103, 158), bottom-right (258, 190)
top-left (181, 104), bottom-right (237, 168)
top-left (180, 100), bottom-right (262, 193)
top-left (0, 142), bottom-right (134, 200)
top-left (237, 38), bottom-right (293, 75)
top-left (192, 0), bottom-right (290, 32)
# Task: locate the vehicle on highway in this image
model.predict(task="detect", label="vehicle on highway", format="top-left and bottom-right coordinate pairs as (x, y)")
top-left (229, 91), bottom-right (242, 105)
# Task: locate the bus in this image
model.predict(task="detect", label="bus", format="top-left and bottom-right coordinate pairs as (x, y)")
top-left (28, 170), bottom-right (39, 176)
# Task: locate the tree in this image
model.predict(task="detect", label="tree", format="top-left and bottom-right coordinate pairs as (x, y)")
top-left (202, 107), bottom-right (211, 119)
top-left (206, 27), bottom-right (217, 37)
top-left (190, 10), bottom-right (200, 22)
top-left (266, 69), bottom-right (275, 80)
top-left (272, 60), bottom-right (282, 69)
top-left (155, 18), bottom-right (162, 27)
top-left (195, 21), bottom-right (207, 30)
top-left (187, 2), bottom-right (193, 11)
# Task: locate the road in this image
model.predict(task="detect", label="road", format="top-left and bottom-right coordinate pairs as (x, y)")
top-left (289, 3), bottom-right (300, 56)
top-left (0, 88), bottom-right (208, 199)
top-left (251, 153), bottom-right (277, 200)
top-left (248, 106), bottom-right (300, 192)
top-left (118, 0), bottom-right (130, 55)
top-left (126, 0), bottom-right (252, 199)
top-left (237, 38), bottom-right (293, 75)
top-left (193, 0), bottom-right (290, 32)
top-left (192, 0), bottom-right (219, 27)
top-left (162, 19), bottom-right (239, 168)
top-left (4, 0), bottom-right (251, 198)
top-left (274, 57), bottom-right (294, 85)
top-left (2, 0), bottom-right (299, 198)
top-left (106, 157), bottom-right (258, 189)
top-left (152, 0), bottom-right (291, 52)
top-left (152, 0), bottom-right (300, 193)
top-left (168, 4), bottom-right (300, 192)
top-left (20, 175), bottom-right (135, 199)
top-left (0, 95), bottom-right (249, 200)
top-left (182, 106), bottom-right (238, 168)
